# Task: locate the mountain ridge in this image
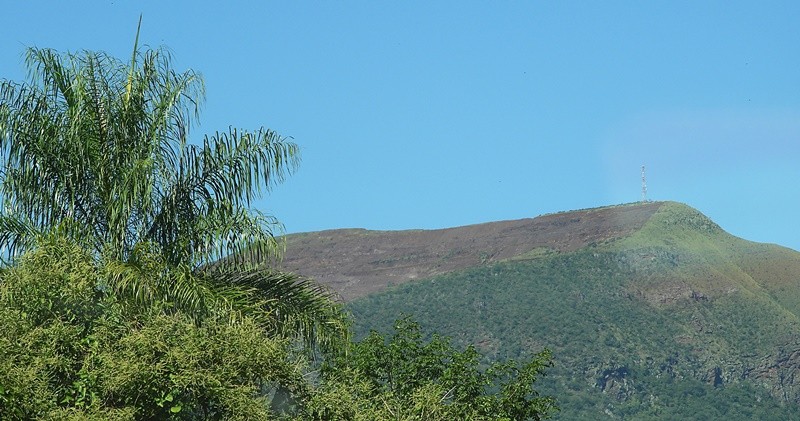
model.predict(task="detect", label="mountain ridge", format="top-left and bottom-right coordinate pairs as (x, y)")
top-left (280, 201), bottom-right (666, 300)
top-left (279, 200), bottom-right (800, 418)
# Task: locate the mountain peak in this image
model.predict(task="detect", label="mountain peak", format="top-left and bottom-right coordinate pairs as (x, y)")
top-left (647, 201), bottom-right (722, 234)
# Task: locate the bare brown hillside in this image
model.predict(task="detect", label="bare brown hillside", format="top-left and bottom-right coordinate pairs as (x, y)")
top-left (280, 201), bottom-right (664, 300)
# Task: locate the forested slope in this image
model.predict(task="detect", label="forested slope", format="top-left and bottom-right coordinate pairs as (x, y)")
top-left (286, 202), bottom-right (800, 419)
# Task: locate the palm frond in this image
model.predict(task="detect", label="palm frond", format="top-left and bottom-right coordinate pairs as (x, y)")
top-left (0, 39), bottom-right (345, 354)
top-left (146, 126), bottom-right (298, 267)
top-left (207, 267), bottom-right (350, 354)
top-left (103, 243), bottom-right (229, 321)
top-left (0, 214), bottom-right (40, 262)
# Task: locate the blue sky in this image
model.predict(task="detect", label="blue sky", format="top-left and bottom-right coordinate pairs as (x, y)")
top-left (2, 2), bottom-right (799, 251)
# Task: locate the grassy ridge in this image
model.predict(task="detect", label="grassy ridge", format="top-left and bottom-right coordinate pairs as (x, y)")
top-left (348, 202), bottom-right (800, 419)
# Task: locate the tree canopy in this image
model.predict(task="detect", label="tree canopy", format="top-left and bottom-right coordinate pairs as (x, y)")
top-left (304, 317), bottom-right (557, 420)
top-left (0, 237), bottom-right (308, 420)
top-left (0, 24), bottom-right (348, 351)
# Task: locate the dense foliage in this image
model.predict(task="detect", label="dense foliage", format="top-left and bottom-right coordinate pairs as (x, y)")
top-left (304, 317), bottom-right (557, 420)
top-left (0, 237), bottom-right (308, 419)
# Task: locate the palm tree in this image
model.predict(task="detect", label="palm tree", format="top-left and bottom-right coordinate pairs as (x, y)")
top-left (0, 21), bottom-right (347, 352)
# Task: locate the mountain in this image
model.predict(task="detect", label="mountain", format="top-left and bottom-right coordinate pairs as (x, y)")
top-left (280, 201), bottom-right (800, 419)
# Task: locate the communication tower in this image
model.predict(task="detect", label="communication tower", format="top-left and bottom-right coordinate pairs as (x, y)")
top-left (641, 165), bottom-right (648, 202)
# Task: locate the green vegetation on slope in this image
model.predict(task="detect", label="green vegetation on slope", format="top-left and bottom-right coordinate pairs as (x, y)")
top-left (615, 202), bottom-right (800, 311)
top-left (348, 202), bottom-right (800, 420)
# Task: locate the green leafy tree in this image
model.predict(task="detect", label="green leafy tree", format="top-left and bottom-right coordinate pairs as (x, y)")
top-left (0, 236), bottom-right (308, 420)
top-left (0, 21), bottom-right (347, 351)
top-left (303, 316), bottom-right (558, 420)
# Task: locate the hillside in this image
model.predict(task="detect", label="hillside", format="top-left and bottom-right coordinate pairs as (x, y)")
top-left (280, 202), bottom-right (800, 419)
top-left (280, 201), bottom-right (663, 300)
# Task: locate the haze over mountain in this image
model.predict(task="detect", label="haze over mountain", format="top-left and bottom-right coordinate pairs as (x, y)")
top-left (280, 201), bottom-right (800, 419)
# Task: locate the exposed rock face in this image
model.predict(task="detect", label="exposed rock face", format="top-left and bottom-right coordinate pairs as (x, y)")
top-left (596, 366), bottom-right (635, 400)
top-left (745, 344), bottom-right (800, 402)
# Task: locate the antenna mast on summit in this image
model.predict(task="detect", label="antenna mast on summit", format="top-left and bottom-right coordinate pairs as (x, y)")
top-left (641, 165), bottom-right (648, 202)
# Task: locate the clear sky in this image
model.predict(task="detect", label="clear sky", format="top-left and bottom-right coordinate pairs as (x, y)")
top-left (2, 2), bottom-right (799, 251)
